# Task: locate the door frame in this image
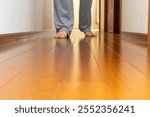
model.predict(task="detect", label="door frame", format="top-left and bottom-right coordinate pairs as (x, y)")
top-left (114, 0), bottom-right (122, 33)
top-left (102, 0), bottom-right (122, 33)
top-left (102, 0), bottom-right (150, 43)
top-left (148, 0), bottom-right (150, 43)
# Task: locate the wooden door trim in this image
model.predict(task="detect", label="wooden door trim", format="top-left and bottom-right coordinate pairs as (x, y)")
top-left (104, 0), bottom-right (122, 33)
top-left (114, 0), bottom-right (122, 33)
top-left (148, 0), bottom-right (150, 43)
top-left (104, 0), bottom-right (108, 32)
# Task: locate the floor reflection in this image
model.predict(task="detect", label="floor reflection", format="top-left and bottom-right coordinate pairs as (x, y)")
top-left (0, 31), bottom-right (150, 99)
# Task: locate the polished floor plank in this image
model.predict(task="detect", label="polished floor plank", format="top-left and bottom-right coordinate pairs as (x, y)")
top-left (0, 33), bottom-right (52, 64)
top-left (53, 36), bottom-right (113, 100)
top-left (87, 33), bottom-right (150, 99)
top-left (54, 83), bottom-right (112, 100)
top-left (103, 33), bottom-right (150, 76)
top-left (0, 31), bottom-right (150, 100)
top-left (0, 36), bottom-right (75, 99)
top-left (104, 33), bottom-right (147, 56)
top-left (0, 32), bottom-right (112, 100)
top-left (0, 36), bottom-right (59, 87)
top-left (103, 35), bottom-right (148, 75)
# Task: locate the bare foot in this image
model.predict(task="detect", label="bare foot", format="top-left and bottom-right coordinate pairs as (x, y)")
top-left (84, 32), bottom-right (96, 37)
top-left (54, 31), bottom-right (67, 39)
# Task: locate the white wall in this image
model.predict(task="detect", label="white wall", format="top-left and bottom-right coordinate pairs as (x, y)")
top-left (0, 0), bottom-right (53, 34)
top-left (122, 0), bottom-right (148, 34)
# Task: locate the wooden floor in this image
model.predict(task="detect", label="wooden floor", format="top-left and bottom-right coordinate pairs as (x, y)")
top-left (0, 30), bottom-right (150, 100)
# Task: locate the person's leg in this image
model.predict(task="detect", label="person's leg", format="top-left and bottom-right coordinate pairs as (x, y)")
top-left (79, 0), bottom-right (96, 37)
top-left (54, 0), bottom-right (74, 38)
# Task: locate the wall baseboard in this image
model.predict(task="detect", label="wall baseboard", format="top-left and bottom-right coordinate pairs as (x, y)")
top-left (121, 31), bottom-right (148, 42)
top-left (0, 30), bottom-right (54, 38)
top-left (121, 31), bottom-right (147, 36)
top-left (0, 30), bottom-right (55, 44)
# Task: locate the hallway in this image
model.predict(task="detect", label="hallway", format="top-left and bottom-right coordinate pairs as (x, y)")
top-left (0, 31), bottom-right (150, 100)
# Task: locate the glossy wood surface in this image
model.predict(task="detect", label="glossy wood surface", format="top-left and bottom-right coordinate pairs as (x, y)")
top-left (0, 31), bottom-right (150, 100)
